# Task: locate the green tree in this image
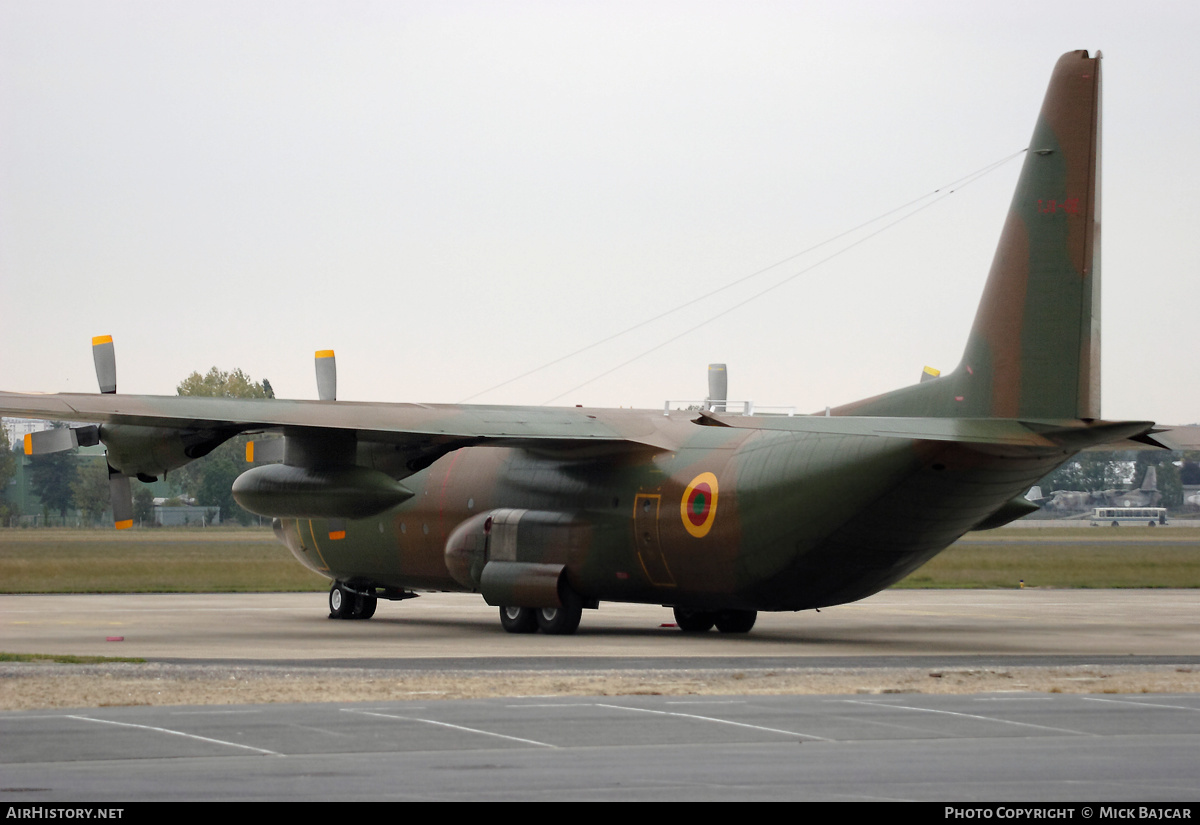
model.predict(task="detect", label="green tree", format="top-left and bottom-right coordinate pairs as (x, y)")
top-left (133, 486), bottom-right (155, 525)
top-left (175, 367), bottom-right (272, 525)
top-left (70, 459), bottom-right (112, 525)
top-left (0, 428), bottom-right (18, 522)
top-left (177, 367), bottom-right (272, 400)
top-left (1039, 451), bottom-right (1125, 493)
top-left (1181, 452), bottom-right (1200, 486)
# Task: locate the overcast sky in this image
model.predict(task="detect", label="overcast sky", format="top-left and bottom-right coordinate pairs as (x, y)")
top-left (2, 1), bottom-right (1197, 426)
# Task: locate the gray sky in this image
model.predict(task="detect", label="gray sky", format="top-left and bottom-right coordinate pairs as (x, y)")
top-left (2, 0), bottom-right (1197, 425)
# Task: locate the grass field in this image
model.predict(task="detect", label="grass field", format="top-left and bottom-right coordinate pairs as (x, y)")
top-left (0, 527), bottom-right (327, 593)
top-left (897, 527), bottom-right (1200, 589)
top-left (0, 525), bottom-right (1197, 593)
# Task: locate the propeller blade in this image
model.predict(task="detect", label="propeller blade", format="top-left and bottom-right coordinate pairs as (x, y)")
top-left (707, 363), bottom-right (727, 412)
top-left (245, 437), bottom-right (284, 464)
top-left (24, 428), bottom-right (78, 455)
top-left (315, 349), bottom-right (336, 401)
top-left (108, 465), bottom-right (133, 530)
top-left (23, 425), bottom-right (100, 455)
top-left (92, 335), bottom-right (117, 394)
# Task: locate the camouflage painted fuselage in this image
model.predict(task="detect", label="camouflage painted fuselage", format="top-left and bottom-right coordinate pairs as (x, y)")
top-left (277, 410), bottom-right (1066, 611)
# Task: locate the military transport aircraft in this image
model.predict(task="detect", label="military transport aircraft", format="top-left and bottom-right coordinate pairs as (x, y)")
top-left (0, 51), bottom-right (1189, 635)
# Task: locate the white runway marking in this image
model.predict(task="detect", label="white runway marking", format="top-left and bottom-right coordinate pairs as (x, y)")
top-left (64, 714), bottom-right (282, 755)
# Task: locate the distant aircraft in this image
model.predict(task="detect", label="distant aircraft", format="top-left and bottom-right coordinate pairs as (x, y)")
top-left (1095, 465), bottom-right (1162, 508)
top-left (1, 51), bottom-right (1193, 635)
top-left (1038, 488), bottom-right (1097, 513)
top-left (1034, 465), bottom-right (1167, 513)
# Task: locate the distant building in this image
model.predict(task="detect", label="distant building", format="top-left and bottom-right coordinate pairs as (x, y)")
top-left (152, 504), bottom-right (221, 526)
top-left (2, 417), bottom-right (52, 447)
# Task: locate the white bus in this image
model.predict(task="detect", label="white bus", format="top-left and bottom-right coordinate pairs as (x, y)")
top-left (1091, 507), bottom-right (1168, 527)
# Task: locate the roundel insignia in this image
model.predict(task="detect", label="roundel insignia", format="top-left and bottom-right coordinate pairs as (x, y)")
top-left (681, 472), bottom-right (719, 538)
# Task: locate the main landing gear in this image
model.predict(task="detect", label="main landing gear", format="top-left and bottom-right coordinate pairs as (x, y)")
top-left (498, 604), bottom-right (584, 635)
top-left (499, 588), bottom-right (584, 635)
top-left (672, 606), bottom-right (757, 634)
top-left (328, 582), bottom-right (377, 620)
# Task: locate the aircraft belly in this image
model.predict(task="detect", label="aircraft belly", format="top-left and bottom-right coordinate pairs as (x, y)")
top-left (755, 441), bottom-right (1071, 610)
top-left (709, 431), bottom-right (921, 609)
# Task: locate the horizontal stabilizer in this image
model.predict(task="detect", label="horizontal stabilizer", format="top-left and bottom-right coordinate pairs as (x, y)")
top-left (701, 411), bottom-right (1155, 452)
top-left (1135, 425), bottom-right (1200, 452)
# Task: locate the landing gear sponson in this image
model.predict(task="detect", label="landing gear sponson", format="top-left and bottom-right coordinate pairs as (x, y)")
top-left (493, 602), bottom-right (758, 635)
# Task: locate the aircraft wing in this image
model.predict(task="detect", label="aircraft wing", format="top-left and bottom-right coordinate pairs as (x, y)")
top-left (2, 389), bottom-right (1159, 459)
top-left (1, 389), bottom-right (1162, 528)
top-left (0, 390), bottom-right (674, 451)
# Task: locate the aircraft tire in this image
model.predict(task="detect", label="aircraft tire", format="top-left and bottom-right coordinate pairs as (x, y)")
top-left (499, 606), bottom-right (539, 634)
top-left (714, 609), bottom-right (757, 634)
top-left (354, 595), bottom-right (378, 620)
top-left (328, 584), bottom-right (355, 619)
top-left (673, 607), bottom-right (716, 632)
top-left (535, 605), bottom-right (582, 635)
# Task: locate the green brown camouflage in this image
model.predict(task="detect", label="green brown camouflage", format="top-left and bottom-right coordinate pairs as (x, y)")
top-left (0, 51), bottom-right (1162, 634)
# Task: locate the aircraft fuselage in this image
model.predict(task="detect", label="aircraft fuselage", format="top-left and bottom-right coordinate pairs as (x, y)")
top-left (275, 412), bottom-right (1066, 613)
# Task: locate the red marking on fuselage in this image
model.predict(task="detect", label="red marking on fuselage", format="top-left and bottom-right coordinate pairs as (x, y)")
top-left (686, 482), bottom-right (712, 527)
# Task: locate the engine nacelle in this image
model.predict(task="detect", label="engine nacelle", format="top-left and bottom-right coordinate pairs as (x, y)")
top-left (101, 424), bottom-right (233, 479)
top-left (444, 508), bottom-right (591, 607)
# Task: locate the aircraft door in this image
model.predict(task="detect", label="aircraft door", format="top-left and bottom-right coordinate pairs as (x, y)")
top-left (633, 494), bottom-right (675, 587)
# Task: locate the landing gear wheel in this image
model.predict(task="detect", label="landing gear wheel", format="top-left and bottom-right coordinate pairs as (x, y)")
top-left (355, 595), bottom-right (378, 620)
top-left (714, 609), bottom-right (757, 634)
top-left (328, 583), bottom-right (356, 619)
top-left (499, 606), bottom-right (539, 634)
top-left (536, 605), bottom-right (582, 635)
top-left (673, 607), bottom-right (716, 632)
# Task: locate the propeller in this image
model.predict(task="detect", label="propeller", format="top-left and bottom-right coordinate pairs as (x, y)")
top-left (92, 335), bottom-right (117, 393)
top-left (706, 363), bottom-right (727, 412)
top-left (315, 349), bottom-right (336, 401)
top-left (245, 437), bottom-right (283, 465)
top-left (246, 349), bottom-right (336, 463)
top-left (24, 336), bottom-right (135, 528)
top-left (91, 335), bottom-right (135, 527)
top-left (23, 425), bottom-right (99, 455)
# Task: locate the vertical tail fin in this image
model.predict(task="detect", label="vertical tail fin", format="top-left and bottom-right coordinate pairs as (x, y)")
top-left (835, 50), bottom-right (1102, 420)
